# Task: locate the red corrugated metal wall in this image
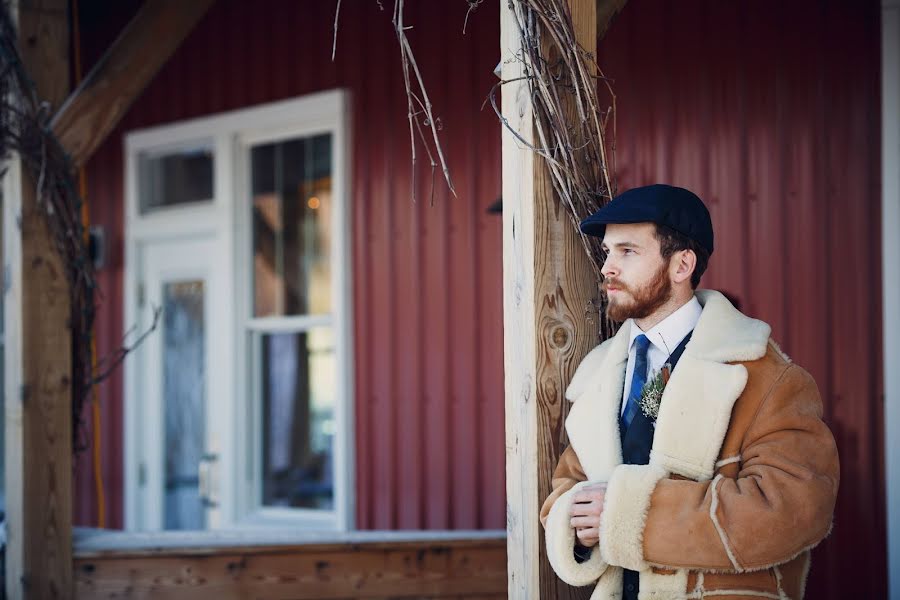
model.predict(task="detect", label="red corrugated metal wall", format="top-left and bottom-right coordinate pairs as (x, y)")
top-left (75, 0), bottom-right (885, 596)
top-left (74, 0), bottom-right (505, 531)
top-left (599, 1), bottom-right (885, 597)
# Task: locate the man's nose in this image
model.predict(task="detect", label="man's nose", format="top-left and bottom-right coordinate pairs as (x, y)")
top-left (601, 255), bottom-right (617, 278)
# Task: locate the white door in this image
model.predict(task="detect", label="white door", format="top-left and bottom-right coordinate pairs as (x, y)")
top-left (133, 236), bottom-right (228, 530)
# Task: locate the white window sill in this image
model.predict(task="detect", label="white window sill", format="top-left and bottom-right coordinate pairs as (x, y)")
top-left (72, 527), bottom-right (507, 556)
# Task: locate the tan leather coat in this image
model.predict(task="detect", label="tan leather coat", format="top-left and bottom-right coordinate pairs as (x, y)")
top-left (540, 290), bottom-right (839, 600)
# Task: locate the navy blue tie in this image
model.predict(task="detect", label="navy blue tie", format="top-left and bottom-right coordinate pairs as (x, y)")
top-left (621, 334), bottom-right (651, 432)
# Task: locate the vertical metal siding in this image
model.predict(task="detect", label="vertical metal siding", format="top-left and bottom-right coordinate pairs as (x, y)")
top-left (75, 2), bottom-right (885, 597)
top-left (75, 0), bottom-right (506, 532)
top-left (600, 1), bottom-right (885, 597)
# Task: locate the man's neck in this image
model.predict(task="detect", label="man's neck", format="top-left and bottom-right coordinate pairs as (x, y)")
top-left (634, 289), bottom-right (695, 332)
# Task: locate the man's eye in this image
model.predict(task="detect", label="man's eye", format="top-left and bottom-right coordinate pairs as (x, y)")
top-left (623, 249), bottom-right (634, 255)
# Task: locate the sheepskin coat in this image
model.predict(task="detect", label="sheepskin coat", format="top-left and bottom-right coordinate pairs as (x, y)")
top-left (539, 290), bottom-right (839, 600)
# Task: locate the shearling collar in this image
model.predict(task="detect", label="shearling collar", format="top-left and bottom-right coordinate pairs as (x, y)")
top-left (563, 289), bottom-right (772, 482)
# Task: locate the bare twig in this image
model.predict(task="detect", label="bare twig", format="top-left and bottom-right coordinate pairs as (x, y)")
top-left (88, 306), bottom-right (162, 387)
top-left (493, 0), bottom-right (622, 339)
top-left (331, 0), bottom-right (342, 62)
top-left (392, 0), bottom-right (456, 202)
top-left (463, 0), bottom-right (484, 35)
top-left (329, 0), bottom-right (457, 203)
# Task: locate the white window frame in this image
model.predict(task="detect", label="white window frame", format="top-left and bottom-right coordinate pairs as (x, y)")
top-left (123, 89), bottom-right (354, 532)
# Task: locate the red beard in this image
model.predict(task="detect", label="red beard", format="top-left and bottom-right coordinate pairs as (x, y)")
top-left (602, 261), bottom-right (672, 323)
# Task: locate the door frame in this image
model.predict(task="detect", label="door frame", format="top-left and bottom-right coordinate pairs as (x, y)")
top-left (123, 89), bottom-right (354, 531)
top-left (123, 125), bottom-right (236, 531)
top-left (135, 235), bottom-right (226, 530)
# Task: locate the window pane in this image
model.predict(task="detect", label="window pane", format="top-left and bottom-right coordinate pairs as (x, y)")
top-left (139, 145), bottom-right (214, 212)
top-left (260, 328), bottom-right (335, 510)
top-left (251, 134), bottom-right (332, 317)
top-left (163, 280), bottom-right (206, 530)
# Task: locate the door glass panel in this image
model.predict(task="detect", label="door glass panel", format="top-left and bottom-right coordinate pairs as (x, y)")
top-left (162, 280), bottom-right (206, 529)
top-left (251, 134), bottom-right (332, 318)
top-left (260, 327), bottom-right (335, 509)
top-left (139, 145), bottom-right (214, 213)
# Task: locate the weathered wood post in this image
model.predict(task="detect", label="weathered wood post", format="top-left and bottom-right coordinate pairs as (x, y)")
top-left (4, 1), bottom-right (73, 598)
top-left (4, 1), bottom-right (216, 597)
top-left (501, 0), bottom-right (628, 597)
top-left (500, 1), bottom-right (599, 598)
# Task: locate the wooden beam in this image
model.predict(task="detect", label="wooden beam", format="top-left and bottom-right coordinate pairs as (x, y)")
top-left (73, 537), bottom-right (507, 599)
top-left (501, 1), bottom-right (608, 599)
top-left (50, 0), bottom-right (216, 168)
top-left (4, 1), bottom-right (72, 598)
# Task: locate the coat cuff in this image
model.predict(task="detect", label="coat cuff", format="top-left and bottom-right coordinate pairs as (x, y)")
top-left (545, 481), bottom-right (609, 586)
top-left (599, 463), bottom-right (668, 571)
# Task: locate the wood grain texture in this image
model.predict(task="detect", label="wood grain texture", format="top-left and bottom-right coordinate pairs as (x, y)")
top-left (74, 538), bottom-right (506, 600)
top-left (9, 1), bottom-right (73, 598)
top-left (50, 0), bottom-right (215, 167)
top-left (501, 1), bottom-right (601, 598)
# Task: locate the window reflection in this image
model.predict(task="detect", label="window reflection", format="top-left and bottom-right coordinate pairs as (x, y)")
top-left (139, 146), bottom-right (214, 213)
top-left (162, 280), bottom-right (206, 530)
top-left (261, 328), bottom-right (335, 509)
top-left (251, 135), bottom-right (332, 318)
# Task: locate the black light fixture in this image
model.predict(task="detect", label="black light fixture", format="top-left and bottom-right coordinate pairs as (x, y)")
top-left (89, 225), bottom-right (106, 271)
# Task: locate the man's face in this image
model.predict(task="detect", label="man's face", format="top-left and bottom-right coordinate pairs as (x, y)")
top-left (600, 223), bottom-right (673, 323)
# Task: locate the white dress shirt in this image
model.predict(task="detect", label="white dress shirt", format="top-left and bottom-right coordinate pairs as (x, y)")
top-left (620, 296), bottom-right (703, 415)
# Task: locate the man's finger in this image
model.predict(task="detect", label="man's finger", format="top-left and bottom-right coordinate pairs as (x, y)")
top-left (570, 515), bottom-right (598, 529)
top-left (572, 491), bottom-right (601, 505)
top-left (571, 499), bottom-right (604, 517)
top-left (576, 527), bottom-right (600, 547)
top-left (570, 500), bottom-right (601, 518)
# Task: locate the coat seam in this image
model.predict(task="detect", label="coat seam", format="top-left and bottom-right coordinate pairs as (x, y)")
top-left (736, 361), bottom-right (794, 452)
top-left (708, 474), bottom-right (744, 571)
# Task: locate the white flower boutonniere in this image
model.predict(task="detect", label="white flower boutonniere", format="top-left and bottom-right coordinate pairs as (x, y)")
top-left (638, 363), bottom-right (672, 421)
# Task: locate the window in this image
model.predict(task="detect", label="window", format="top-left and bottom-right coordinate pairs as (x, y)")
top-left (138, 143), bottom-right (214, 213)
top-left (124, 90), bottom-right (352, 532)
top-left (245, 132), bottom-right (341, 516)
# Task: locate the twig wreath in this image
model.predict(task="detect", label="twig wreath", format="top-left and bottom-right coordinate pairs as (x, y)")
top-left (0, 3), bottom-right (160, 453)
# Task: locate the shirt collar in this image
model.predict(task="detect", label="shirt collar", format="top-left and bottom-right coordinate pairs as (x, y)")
top-left (629, 295), bottom-right (702, 357)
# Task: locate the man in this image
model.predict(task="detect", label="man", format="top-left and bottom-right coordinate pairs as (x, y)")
top-left (539, 184), bottom-right (839, 600)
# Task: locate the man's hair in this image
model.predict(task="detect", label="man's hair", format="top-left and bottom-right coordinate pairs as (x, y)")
top-left (654, 224), bottom-right (710, 289)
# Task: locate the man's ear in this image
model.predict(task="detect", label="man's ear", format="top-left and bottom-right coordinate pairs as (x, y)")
top-left (671, 249), bottom-right (696, 285)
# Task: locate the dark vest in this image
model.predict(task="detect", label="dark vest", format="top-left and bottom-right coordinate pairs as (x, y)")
top-left (621, 331), bottom-right (693, 600)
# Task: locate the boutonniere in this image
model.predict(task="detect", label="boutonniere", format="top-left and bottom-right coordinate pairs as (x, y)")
top-left (638, 363), bottom-right (672, 421)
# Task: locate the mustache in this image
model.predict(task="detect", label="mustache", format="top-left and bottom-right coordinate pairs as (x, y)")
top-left (601, 278), bottom-right (630, 294)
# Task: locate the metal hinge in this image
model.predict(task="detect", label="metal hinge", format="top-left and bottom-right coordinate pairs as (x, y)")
top-left (138, 462), bottom-right (147, 486)
top-left (137, 282), bottom-right (145, 307)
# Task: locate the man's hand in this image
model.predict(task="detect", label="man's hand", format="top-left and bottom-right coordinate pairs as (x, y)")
top-left (570, 483), bottom-right (607, 547)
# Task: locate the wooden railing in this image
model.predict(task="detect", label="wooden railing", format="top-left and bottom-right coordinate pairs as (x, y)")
top-left (73, 529), bottom-right (507, 599)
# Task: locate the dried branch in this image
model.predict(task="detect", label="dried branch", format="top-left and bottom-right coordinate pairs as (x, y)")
top-left (88, 306), bottom-right (162, 387)
top-left (392, 0), bottom-right (456, 203)
top-left (493, 0), bottom-right (621, 339)
top-left (331, 0), bottom-right (342, 62)
top-left (0, 1), bottom-right (159, 453)
top-left (463, 0), bottom-right (484, 35)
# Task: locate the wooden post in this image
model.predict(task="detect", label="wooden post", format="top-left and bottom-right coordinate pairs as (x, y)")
top-left (4, 1), bottom-right (72, 598)
top-left (500, 1), bottom-right (626, 598)
top-left (500, 0), bottom-right (598, 598)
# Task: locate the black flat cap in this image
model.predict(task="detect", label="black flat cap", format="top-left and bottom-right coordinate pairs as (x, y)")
top-left (580, 184), bottom-right (714, 255)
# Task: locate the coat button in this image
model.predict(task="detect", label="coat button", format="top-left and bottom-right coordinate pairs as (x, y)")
top-left (626, 583), bottom-right (635, 592)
